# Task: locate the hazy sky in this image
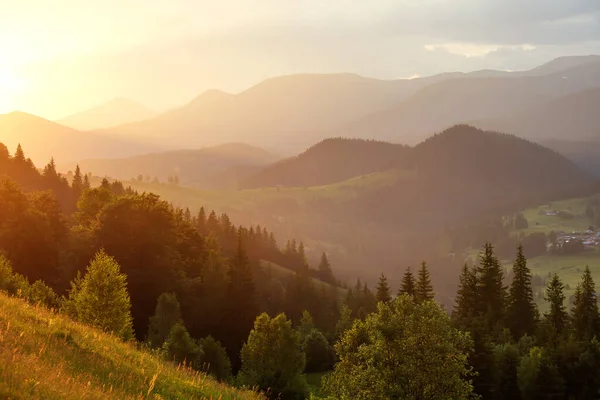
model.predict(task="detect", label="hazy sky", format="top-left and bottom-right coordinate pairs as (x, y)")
top-left (1, 0), bottom-right (599, 119)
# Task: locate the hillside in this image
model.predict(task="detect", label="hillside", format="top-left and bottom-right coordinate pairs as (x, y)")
top-left (63, 143), bottom-right (279, 188)
top-left (341, 61), bottom-right (600, 144)
top-left (543, 138), bottom-right (600, 176)
top-left (58, 98), bottom-right (157, 131)
top-left (473, 87), bottom-right (600, 141)
top-left (239, 138), bottom-right (408, 188)
top-left (0, 112), bottom-right (159, 165)
top-left (0, 292), bottom-right (262, 400)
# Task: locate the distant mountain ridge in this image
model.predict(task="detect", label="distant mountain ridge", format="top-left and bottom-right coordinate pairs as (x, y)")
top-left (0, 112), bottom-right (158, 165)
top-left (58, 98), bottom-right (157, 131)
top-left (98, 55), bottom-right (600, 152)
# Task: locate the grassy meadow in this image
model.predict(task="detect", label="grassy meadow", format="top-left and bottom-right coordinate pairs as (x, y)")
top-left (0, 292), bottom-right (263, 400)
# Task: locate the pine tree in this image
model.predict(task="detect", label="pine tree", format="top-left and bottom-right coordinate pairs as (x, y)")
top-left (543, 273), bottom-right (567, 336)
top-left (14, 144), bottom-right (25, 163)
top-left (72, 165), bottom-right (83, 195)
top-left (399, 267), bottom-right (416, 297)
top-left (571, 266), bottom-right (600, 340)
top-left (506, 245), bottom-right (539, 339)
top-left (376, 273), bottom-right (392, 304)
top-left (453, 263), bottom-right (478, 324)
top-left (83, 174), bottom-right (90, 190)
top-left (477, 242), bottom-right (506, 330)
top-left (415, 262), bottom-right (434, 303)
top-left (318, 252), bottom-right (335, 284)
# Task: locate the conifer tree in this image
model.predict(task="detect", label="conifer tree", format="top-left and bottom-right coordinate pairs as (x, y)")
top-left (453, 263), bottom-right (478, 324)
top-left (69, 250), bottom-right (134, 340)
top-left (376, 273), bottom-right (392, 304)
top-left (416, 262), bottom-right (434, 303)
top-left (222, 228), bottom-right (257, 367)
top-left (72, 165), bottom-right (83, 195)
top-left (506, 245), bottom-right (539, 339)
top-left (477, 242), bottom-right (506, 330)
top-left (571, 266), bottom-right (600, 340)
top-left (318, 252), bottom-right (335, 284)
top-left (14, 144), bottom-right (25, 163)
top-left (83, 174), bottom-right (90, 190)
top-left (399, 267), bottom-right (416, 297)
top-left (543, 273), bottom-right (567, 336)
top-left (147, 292), bottom-right (183, 348)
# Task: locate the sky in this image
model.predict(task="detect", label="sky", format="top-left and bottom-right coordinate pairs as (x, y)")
top-left (0, 0), bottom-right (598, 119)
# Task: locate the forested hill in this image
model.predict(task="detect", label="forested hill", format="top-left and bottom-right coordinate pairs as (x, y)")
top-left (473, 87), bottom-right (600, 141)
top-left (64, 143), bottom-right (279, 187)
top-left (324, 126), bottom-right (594, 230)
top-left (239, 138), bottom-right (409, 188)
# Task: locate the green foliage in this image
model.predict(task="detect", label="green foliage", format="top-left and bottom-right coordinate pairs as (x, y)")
top-left (303, 329), bottom-right (335, 373)
top-left (324, 295), bottom-right (474, 400)
top-left (415, 261), bottom-right (434, 303)
top-left (0, 255), bottom-right (30, 297)
top-left (453, 263), bottom-right (478, 325)
top-left (148, 292), bottom-right (184, 348)
top-left (398, 266), bottom-right (416, 297)
top-left (375, 273), bottom-right (392, 304)
top-left (571, 266), bottom-right (600, 341)
top-left (298, 310), bottom-right (315, 340)
top-left (28, 280), bottom-right (60, 309)
top-left (318, 253), bottom-right (335, 285)
top-left (492, 344), bottom-right (521, 400)
top-left (514, 213), bottom-right (529, 230)
top-left (0, 292), bottom-right (262, 399)
top-left (543, 273), bottom-right (568, 337)
top-left (197, 335), bottom-right (232, 381)
top-left (164, 323), bottom-right (203, 367)
top-left (518, 347), bottom-right (564, 400)
top-left (334, 305), bottom-right (353, 341)
top-left (506, 245), bottom-right (539, 339)
top-left (477, 242), bottom-right (506, 331)
top-left (239, 313), bottom-right (308, 400)
top-left (68, 250), bottom-right (134, 340)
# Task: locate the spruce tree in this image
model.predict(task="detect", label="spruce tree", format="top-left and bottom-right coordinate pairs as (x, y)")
top-left (376, 273), bottom-right (392, 304)
top-left (83, 174), bottom-right (91, 190)
top-left (543, 273), bottom-right (567, 336)
top-left (415, 262), bottom-right (434, 303)
top-left (399, 267), bottom-right (416, 297)
top-left (571, 266), bottom-right (600, 340)
top-left (453, 263), bottom-right (478, 325)
top-left (506, 245), bottom-right (539, 339)
top-left (318, 252), bottom-right (335, 284)
top-left (477, 242), bottom-right (506, 330)
top-left (72, 165), bottom-right (83, 196)
top-left (14, 144), bottom-right (25, 163)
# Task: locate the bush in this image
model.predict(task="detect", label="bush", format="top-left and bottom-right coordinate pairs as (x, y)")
top-left (0, 255), bottom-right (30, 297)
top-left (147, 293), bottom-right (183, 348)
top-left (28, 280), bottom-right (60, 308)
top-left (197, 335), bottom-right (232, 381)
top-left (239, 313), bottom-right (308, 400)
top-left (163, 323), bottom-right (203, 367)
top-left (304, 329), bottom-right (335, 373)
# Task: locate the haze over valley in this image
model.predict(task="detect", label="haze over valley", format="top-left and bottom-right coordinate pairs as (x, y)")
top-left (2, 1), bottom-right (600, 399)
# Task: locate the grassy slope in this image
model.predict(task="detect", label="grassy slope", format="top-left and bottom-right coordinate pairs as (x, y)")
top-left (103, 169), bottom-right (407, 213)
top-left (0, 293), bottom-right (263, 400)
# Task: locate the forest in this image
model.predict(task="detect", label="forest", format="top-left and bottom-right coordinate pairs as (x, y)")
top-left (3, 139), bottom-right (600, 399)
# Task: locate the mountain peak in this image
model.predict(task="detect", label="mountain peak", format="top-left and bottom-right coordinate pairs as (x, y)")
top-left (58, 98), bottom-right (156, 131)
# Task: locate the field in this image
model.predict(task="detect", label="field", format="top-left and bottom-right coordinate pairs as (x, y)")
top-left (0, 292), bottom-right (263, 400)
top-left (519, 196), bottom-right (596, 235)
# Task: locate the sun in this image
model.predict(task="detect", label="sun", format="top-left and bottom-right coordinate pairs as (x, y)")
top-left (0, 68), bottom-right (27, 114)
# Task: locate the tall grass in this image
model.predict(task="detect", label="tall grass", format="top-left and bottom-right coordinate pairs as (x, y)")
top-left (0, 292), bottom-right (264, 399)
